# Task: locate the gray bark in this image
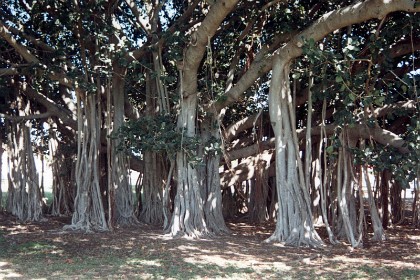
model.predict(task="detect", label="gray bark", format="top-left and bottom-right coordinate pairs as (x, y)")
top-left (167, 0), bottom-right (239, 237)
top-left (6, 120), bottom-right (42, 221)
top-left (265, 57), bottom-right (323, 247)
top-left (64, 93), bottom-right (108, 232)
top-left (111, 69), bottom-right (137, 226)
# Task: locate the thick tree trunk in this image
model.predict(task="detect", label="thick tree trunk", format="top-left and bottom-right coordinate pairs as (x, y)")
top-left (111, 72), bottom-right (137, 225)
top-left (49, 125), bottom-right (74, 216)
top-left (139, 70), bottom-right (164, 225)
top-left (65, 93), bottom-right (108, 232)
top-left (381, 170), bottom-right (391, 229)
top-left (390, 180), bottom-right (403, 223)
top-left (166, 94), bottom-right (209, 237)
top-left (200, 116), bottom-right (229, 233)
top-left (248, 152), bottom-right (272, 224)
top-left (266, 57), bottom-right (323, 247)
top-left (166, 0), bottom-right (239, 237)
top-left (140, 151), bottom-right (163, 224)
top-left (335, 132), bottom-right (361, 247)
top-left (6, 120), bottom-right (43, 221)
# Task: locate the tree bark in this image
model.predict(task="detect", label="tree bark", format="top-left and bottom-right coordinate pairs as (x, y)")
top-left (49, 123), bottom-right (74, 216)
top-left (5, 95), bottom-right (43, 222)
top-left (363, 165), bottom-right (386, 241)
top-left (168, 94), bottom-right (209, 237)
top-left (167, 0), bottom-right (239, 237)
top-left (64, 93), bottom-right (108, 232)
top-left (266, 57), bottom-right (323, 247)
top-left (111, 68), bottom-right (137, 226)
top-left (6, 121), bottom-right (43, 221)
top-left (200, 115), bottom-right (229, 233)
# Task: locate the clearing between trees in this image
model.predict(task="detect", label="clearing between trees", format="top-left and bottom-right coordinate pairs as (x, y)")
top-left (0, 211), bottom-right (419, 280)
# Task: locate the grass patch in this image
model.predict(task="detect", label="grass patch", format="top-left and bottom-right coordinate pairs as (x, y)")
top-left (16, 241), bottom-right (58, 255)
top-left (1, 242), bottom-right (256, 279)
top-left (1, 215), bottom-right (419, 280)
top-left (400, 269), bottom-right (420, 280)
top-left (0, 230), bottom-right (5, 243)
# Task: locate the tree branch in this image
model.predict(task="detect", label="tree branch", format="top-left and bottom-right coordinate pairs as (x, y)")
top-left (0, 19), bottom-right (40, 64)
top-left (0, 112), bottom-right (51, 122)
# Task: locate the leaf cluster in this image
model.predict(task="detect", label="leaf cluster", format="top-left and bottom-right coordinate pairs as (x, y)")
top-left (112, 115), bottom-right (201, 162)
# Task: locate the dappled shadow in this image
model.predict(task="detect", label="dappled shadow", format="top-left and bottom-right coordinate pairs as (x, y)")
top-left (0, 211), bottom-right (420, 279)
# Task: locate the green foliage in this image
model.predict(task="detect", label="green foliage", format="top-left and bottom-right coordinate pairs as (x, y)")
top-left (113, 115), bottom-right (202, 165)
top-left (114, 115), bottom-right (179, 155)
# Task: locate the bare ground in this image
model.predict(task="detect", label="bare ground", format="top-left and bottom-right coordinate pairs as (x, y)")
top-left (0, 212), bottom-right (419, 279)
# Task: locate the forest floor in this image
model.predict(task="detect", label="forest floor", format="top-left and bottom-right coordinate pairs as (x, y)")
top-left (0, 212), bottom-right (419, 280)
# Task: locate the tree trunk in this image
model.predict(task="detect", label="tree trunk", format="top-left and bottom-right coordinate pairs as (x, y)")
top-left (248, 152), bottom-right (271, 224)
top-left (139, 70), bottom-right (164, 225)
top-left (49, 124), bottom-right (74, 216)
top-left (111, 71), bottom-right (137, 226)
top-left (140, 151), bottom-right (163, 224)
top-left (166, 0), bottom-right (239, 237)
top-left (6, 120), bottom-right (43, 221)
top-left (363, 164), bottom-right (386, 241)
top-left (0, 137), bottom-right (3, 210)
top-left (200, 115), bottom-right (229, 233)
top-left (166, 94), bottom-right (209, 237)
top-left (65, 93), bottom-right (108, 232)
top-left (335, 131), bottom-right (361, 247)
top-left (390, 180), bottom-right (403, 223)
top-left (381, 170), bottom-right (391, 229)
top-left (413, 170), bottom-right (420, 228)
top-left (266, 57), bottom-right (323, 247)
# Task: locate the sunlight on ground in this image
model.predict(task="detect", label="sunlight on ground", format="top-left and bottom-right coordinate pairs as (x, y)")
top-left (0, 261), bottom-right (23, 278)
top-left (331, 254), bottom-right (418, 269)
top-left (126, 258), bottom-right (161, 267)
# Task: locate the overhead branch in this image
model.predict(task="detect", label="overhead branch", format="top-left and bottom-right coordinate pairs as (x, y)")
top-left (124, 0), bottom-right (152, 34)
top-left (297, 124), bottom-right (410, 154)
top-left (206, 1), bottom-right (420, 116)
top-left (226, 138), bottom-right (275, 162)
top-left (181, 0), bottom-right (239, 97)
top-left (278, 0), bottom-right (420, 62)
top-left (223, 112), bottom-right (264, 142)
top-left (225, 121), bottom-right (411, 164)
top-left (0, 67), bottom-right (19, 76)
top-left (3, 20), bottom-right (56, 53)
top-left (220, 151), bottom-right (275, 188)
top-left (208, 32), bottom-right (295, 114)
top-left (356, 100), bottom-right (416, 120)
top-left (22, 84), bottom-right (77, 130)
top-left (0, 112), bottom-right (52, 122)
top-left (127, 0), bottom-right (201, 63)
top-left (0, 20), bottom-right (40, 64)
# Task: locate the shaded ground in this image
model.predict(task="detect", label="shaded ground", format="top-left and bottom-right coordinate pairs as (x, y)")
top-left (0, 212), bottom-right (419, 280)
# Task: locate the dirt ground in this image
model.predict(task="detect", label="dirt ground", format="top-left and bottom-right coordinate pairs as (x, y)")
top-left (0, 212), bottom-right (419, 279)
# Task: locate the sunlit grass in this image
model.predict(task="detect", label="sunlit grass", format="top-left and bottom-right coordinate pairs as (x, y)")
top-left (1, 239), bottom-right (419, 280)
top-left (0, 240), bottom-right (257, 279)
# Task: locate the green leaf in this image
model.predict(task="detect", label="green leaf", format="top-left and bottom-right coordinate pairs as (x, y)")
top-left (335, 76), bottom-right (343, 83)
top-left (326, 146), bottom-right (334, 154)
top-left (374, 96), bottom-right (385, 106)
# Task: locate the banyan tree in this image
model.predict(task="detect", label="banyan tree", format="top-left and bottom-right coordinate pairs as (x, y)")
top-left (0, 0), bottom-right (419, 247)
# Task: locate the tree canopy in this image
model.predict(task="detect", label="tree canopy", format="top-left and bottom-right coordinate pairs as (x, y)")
top-left (0, 0), bottom-right (419, 247)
